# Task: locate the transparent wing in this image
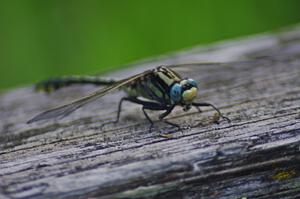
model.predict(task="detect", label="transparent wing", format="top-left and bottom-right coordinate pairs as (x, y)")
top-left (166, 60), bottom-right (257, 69)
top-left (27, 70), bottom-right (151, 123)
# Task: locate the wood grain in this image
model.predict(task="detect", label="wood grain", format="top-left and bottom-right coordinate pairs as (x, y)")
top-left (1, 26), bottom-right (300, 199)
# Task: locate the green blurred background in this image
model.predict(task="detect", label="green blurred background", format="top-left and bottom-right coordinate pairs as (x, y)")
top-left (1, 0), bottom-right (300, 90)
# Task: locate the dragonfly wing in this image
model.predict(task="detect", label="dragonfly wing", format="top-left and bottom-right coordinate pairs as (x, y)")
top-left (28, 70), bottom-right (151, 123)
top-left (27, 100), bottom-right (86, 123)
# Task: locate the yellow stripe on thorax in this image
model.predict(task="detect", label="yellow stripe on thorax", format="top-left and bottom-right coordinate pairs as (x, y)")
top-left (157, 67), bottom-right (181, 86)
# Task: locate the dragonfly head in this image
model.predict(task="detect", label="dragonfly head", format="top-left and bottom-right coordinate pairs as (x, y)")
top-left (170, 78), bottom-right (198, 109)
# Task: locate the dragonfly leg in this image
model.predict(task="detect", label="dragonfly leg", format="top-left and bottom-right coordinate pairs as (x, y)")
top-left (159, 105), bottom-right (183, 132)
top-left (158, 105), bottom-right (175, 119)
top-left (101, 97), bottom-right (166, 132)
top-left (115, 97), bottom-right (129, 123)
top-left (135, 101), bottom-right (166, 133)
top-left (192, 102), bottom-right (231, 123)
top-left (140, 103), bottom-right (182, 133)
top-left (142, 107), bottom-right (154, 133)
top-left (127, 98), bottom-right (168, 133)
top-left (100, 97), bottom-right (133, 128)
top-left (195, 106), bottom-right (202, 113)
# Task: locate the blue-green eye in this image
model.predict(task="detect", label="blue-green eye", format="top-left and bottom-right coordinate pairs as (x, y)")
top-left (170, 83), bottom-right (182, 103)
top-left (187, 79), bottom-right (197, 88)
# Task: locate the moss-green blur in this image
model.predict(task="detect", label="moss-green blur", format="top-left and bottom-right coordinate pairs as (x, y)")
top-left (0, 0), bottom-right (300, 90)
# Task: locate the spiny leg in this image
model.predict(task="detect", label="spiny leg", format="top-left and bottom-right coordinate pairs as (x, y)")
top-left (101, 96), bottom-right (181, 134)
top-left (126, 99), bottom-right (172, 133)
top-left (142, 105), bottom-right (180, 137)
top-left (101, 97), bottom-right (155, 128)
top-left (135, 101), bottom-right (167, 133)
top-left (195, 106), bottom-right (202, 113)
top-left (142, 107), bottom-right (154, 133)
top-left (158, 105), bottom-right (182, 131)
top-left (115, 97), bottom-right (128, 123)
top-left (192, 102), bottom-right (231, 123)
top-left (102, 97), bottom-right (167, 132)
top-left (100, 97), bottom-right (132, 129)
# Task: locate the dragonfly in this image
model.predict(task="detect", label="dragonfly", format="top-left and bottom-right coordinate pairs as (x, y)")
top-left (28, 66), bottom-right (230, 131)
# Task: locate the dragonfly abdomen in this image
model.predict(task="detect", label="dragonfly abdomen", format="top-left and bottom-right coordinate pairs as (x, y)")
top-left (35, 76), bottom-right (116, 93)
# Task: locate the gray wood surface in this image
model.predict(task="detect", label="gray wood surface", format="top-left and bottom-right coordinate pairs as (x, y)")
top-left (1, 26), bottom-right (300, 199)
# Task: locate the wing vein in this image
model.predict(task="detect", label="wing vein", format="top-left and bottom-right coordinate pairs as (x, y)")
top-left (27, 70), bottom-right (151, 123)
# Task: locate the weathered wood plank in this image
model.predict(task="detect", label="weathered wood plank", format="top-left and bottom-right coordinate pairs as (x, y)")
top-left (1, 26), bottom-right (300, 198)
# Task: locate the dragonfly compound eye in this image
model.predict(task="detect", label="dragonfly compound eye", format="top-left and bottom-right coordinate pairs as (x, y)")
top-left (180, 78), bottom-right (198, 88)
top-left (187, 78), bottom-right (198, 88)
top-left (182, 87), bottom-right (198, 103)
top-left (170, 83), bottom-right (182, 103)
